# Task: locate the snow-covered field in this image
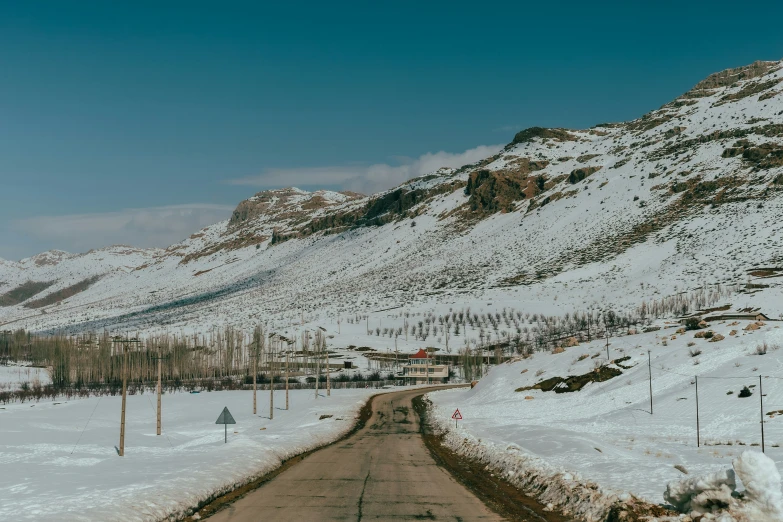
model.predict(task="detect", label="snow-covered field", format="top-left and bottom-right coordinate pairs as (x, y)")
top-left (0, 388), bottom-right (376, 521)
top-left (0, 364), bottom-right (52, 391)
top-left (427, 321), bottom-right (783, 520)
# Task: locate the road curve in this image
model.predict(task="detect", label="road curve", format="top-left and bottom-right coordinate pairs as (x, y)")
top-left (208, 387), bottom-right (503, 521)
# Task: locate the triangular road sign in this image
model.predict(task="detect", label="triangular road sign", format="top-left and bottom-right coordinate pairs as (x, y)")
top-left (451, 408), bottom-right (462, 420)
top-left (215, 406), bottom-right (236, 425)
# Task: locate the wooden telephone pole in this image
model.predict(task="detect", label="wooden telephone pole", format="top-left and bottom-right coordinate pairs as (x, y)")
top-left (253, 349), bottom-right (258, 415)
top-left (285, 343), bottom-right (290, 410)
top-left (149, 349), bottom-right (169, 436)
top-left (269, 336), bottom-right (275, 420)
top-left (314, 335), bottom-right (320, 399)
top-left (426, 348), bottom-right (430, 385)
top-left (251, 325), bottom-right (264, 415)
top-left (112, 336), bottom-right (141, 457)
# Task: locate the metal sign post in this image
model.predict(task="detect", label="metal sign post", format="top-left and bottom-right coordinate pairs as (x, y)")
top-left (215, 407), bottom-right (237, 443)
top-left (452, 408), bottom-right (462, 428)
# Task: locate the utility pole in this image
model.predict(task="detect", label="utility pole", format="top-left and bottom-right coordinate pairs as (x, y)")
top-left (150, 348), bottom-right (169, 436)
top-left (269, 336), bottom-right (275, 420)
top-left (112, 336), bottom-right (141, 457)
top-left (121, 344), bottom-right (128, 454)
top-left (314, 335), bottom-right (320, 399)
top-left (648, 351), bottom-right (653, 415)
top-left (251, 326), bottom-right (263, 415)
top-left (760, 375), bottom-right (765, 453)
top-left (157, 354), bottom-right (162, 435)
top-left (426, 348), bottom-right (430, 385)
top-left (605, 330), bottom-right (610, 362)
top-left (695, 376), bottom-right (700, 448)
top-left (253, 345), bottom-right (258, 415)
top-left (326, 342), bottom-right (331, 397)
top-left (285, 344), bottom-right (290, 410)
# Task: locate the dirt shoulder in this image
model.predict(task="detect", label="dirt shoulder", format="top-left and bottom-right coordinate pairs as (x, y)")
top-left (183, 393), bottom-right (377, 521)
top-left (412, 394), bottom-right (569, 522)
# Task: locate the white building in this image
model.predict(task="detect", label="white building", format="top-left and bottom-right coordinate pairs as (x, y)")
top-left (402, 349), bottom-right (449, 385)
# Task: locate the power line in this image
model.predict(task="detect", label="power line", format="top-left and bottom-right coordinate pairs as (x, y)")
top-left (69, 397), bottom-right (102, 456)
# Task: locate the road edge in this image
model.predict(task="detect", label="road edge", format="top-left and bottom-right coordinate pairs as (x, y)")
top-left (412, 394), bottom-right (569, 522)
top-left (180, 391), bottom-right (379, 522)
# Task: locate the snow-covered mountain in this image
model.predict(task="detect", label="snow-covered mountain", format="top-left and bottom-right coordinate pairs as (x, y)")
top-left (2, 59), bottom-right (782, 334)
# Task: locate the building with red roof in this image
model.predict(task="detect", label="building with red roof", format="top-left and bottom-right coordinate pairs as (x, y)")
top-left (402, 348), bottom-right (449, 385)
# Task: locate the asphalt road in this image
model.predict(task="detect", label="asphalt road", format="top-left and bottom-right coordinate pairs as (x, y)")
top-left (208, 387), bottom-right (503, 521)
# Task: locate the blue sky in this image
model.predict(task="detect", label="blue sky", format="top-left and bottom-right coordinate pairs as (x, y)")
top-left (1, 1), bottom-right (782, 259)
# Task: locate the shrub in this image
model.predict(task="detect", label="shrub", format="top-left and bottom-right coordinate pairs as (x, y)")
top-left (685, 317), bottom-right (702, 331)
top-left (689, 348), bottom-right (702, 357)
top-left (739, 386), bottom-right (753, 398)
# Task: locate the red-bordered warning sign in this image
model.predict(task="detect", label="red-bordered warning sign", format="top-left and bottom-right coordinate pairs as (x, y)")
top-left (451, 408), bottom-right (462, 420)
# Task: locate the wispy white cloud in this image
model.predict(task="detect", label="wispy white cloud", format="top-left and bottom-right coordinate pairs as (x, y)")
top-left (12, 204), bottom-right (234, 255)
top-left (226, 144), bottom-right (503, 194)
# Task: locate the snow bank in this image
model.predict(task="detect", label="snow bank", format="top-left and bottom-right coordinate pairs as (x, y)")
top-left (427, 399), bottom-right (618, 521)
top-left (665, 451), bottom-right (783, 521)
top-left (664, 468), bottom-right (736, 515)
top-left (734, 451), bottom-right (783, 521)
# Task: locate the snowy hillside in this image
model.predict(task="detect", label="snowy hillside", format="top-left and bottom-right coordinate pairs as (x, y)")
top-left (427, 319), bottom-right (783, 521)
top-left (1, 59), bottom-right (782, 338)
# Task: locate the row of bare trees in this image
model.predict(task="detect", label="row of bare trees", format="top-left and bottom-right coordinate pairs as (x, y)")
top-left (0, 325), bottom-right (332, 392)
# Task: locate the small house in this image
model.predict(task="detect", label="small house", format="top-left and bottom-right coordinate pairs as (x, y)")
top-left (703, 312), bottom-right (771, 322)
top-left (402, 349), bottom-right (449, 385)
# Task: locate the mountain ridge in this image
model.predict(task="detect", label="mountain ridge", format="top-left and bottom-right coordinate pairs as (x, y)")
top-left (2, 58), bottom-right (782, 334)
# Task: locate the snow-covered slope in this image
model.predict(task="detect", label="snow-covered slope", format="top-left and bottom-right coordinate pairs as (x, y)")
top-left (427, 319), bottom-right (783, 521)
top-left (1, 59), bottom-right (782, 336)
